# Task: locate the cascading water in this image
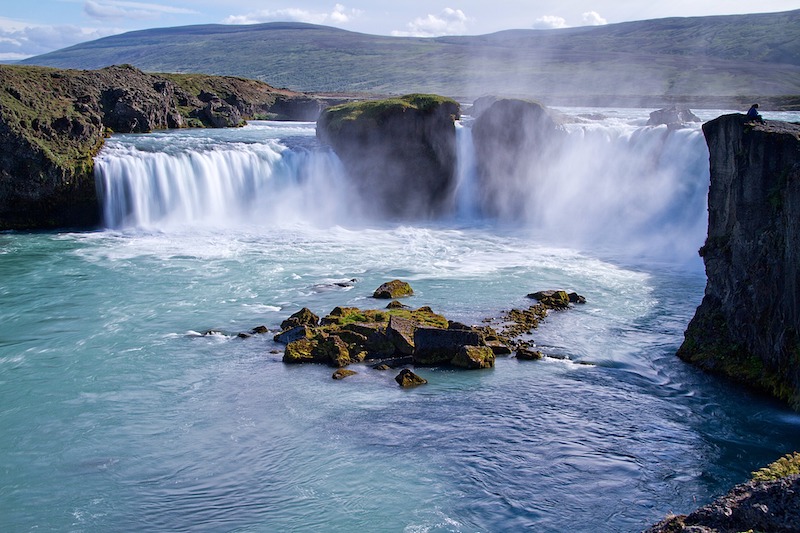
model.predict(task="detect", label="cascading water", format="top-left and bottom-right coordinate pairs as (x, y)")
top-left (94, 113), bottom-right (710, 262)
top-left (94, 122), bottom-right (353, 229)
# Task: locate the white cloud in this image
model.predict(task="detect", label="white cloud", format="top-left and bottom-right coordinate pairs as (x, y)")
top-left (0, 18), bottom-right (121, 59)
top-left (532, 15), bottom-right (568, 30)
top-left (392, 7), bottom-right (470, 37)
top-left (581, 11), bottom-right (607, 26)
top-left (224, 4), bottom-right (362, 26)
top-left (84, 1), bottom-right (198, 21)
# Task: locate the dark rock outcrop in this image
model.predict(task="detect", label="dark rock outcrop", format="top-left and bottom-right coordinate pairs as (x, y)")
top-left (373, 280), bottom-right (414, 299)
top-left (646, 105), bottom-right (701, 127)
top-left (646, 453), bottom-right (800, 533)
top-left (470, 98), bottom-right (566, 217)
top-left (677, 115), bottom-right (800, 409)
top-left (316, 94), bottom-right (460, 218)
top-left (395, 368), bottom-right (427, 387)
top-left (0, 64), bottom-right (322, 230)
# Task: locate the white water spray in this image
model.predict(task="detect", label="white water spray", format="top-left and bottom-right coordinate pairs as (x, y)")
top-left (94, 115), bottom-right (710, 261)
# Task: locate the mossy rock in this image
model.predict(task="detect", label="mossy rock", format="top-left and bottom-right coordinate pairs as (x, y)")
top-left (395, 368), bottom-right (427, 387)
top-left (312, 335), bottom-right (351, 367)
top-left (451, 345), bottom-right (495, 369)
top-left (280, 307), bottom-right (320, 330)
top-left (752, 452), bottom-right (800, 482)
top-left (373, 280), bottom-right (414, 299)
top-left (516, 348), bottom-right (544, 360)
top-left (283, 338), bottom-right (318, 364)
top-left (332, 369), bottom-right (357, 380)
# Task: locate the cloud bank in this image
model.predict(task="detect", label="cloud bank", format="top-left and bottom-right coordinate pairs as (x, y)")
top-left (0, 17), bottom-right (119, 60)
top-left (392, 8), bottom-right (470, 37)
top-left (224, 4), bottom-right (361, 26)
top-left (532, 11), bottom-right (608, 30)
top-left (84, 0), bottom-right (198, 21)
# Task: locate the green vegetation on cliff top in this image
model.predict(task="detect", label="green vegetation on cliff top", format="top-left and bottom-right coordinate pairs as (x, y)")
top-left (751, 452), bottom-right (800, 482)
top-left (322, 94), bottom-right (458, 129)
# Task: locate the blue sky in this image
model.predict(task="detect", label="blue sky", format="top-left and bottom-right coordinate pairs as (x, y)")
top-left (1, 0), bottom-right (797, 60)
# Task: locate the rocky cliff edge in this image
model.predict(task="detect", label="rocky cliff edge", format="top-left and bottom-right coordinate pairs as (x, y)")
top-left (0, 64), bottom-right (323, 230)
top-left (677, 114), bottom-right (800, 408)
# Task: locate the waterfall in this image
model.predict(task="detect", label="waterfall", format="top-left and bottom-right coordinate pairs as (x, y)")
top-left (94, 124), bottom-right (353, 229)
top-left (95, 117), bottom-right (710, 261)
top-left (450, 117), bottom-right (710, 260)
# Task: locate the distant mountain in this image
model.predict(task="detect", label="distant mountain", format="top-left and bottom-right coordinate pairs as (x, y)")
top-left (21, 10), bottom-right (800, 103)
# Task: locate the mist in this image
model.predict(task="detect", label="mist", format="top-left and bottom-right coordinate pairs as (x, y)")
top-left (95, 114), bottom-right (710, 266)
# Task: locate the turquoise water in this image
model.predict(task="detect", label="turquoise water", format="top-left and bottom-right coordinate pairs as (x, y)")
top-left (3, 113), bottom-right (800, 532)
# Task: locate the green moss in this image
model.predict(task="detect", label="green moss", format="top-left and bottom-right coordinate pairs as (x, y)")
top-left (321, 93), bottom-right (457, 134)
top-left (678, 304), bottom-right (799, 409)
top-left (751, 452), bottom-right (800, 482)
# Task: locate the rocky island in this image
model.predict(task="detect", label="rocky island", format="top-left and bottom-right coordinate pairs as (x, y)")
top-left (316, 93), bottom-right (460, 217)
top-left (0, 64), bottom-right (324, 230)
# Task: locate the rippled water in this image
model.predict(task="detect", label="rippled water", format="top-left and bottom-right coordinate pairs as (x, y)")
top-left (3, 110), bottom-right (800, 532)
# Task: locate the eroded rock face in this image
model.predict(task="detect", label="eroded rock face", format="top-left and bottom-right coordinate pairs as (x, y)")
top-left (646, 105), bottom-right (701, 127)
top-left (470, 98), bottom-right (566, 217)
top-left (677, 115), bottom-right (800, 409)
top-left (316, 94), bottom-right (460, 218)
top-left (0, 64), bottom-right (321, 230)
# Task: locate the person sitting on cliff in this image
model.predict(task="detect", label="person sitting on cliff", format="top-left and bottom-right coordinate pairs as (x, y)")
top-left (746, 103), bottom-right (765, 123)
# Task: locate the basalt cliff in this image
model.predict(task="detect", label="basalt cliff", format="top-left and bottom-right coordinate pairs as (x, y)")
top-left (0, 64), bottom-right (323, 230)
top-left (316, 94), bottom-right (460, 218)
top-left (677, 114), bottom-right (800, 408)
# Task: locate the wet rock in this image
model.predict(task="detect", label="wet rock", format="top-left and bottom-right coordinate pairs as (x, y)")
top-left (516, 348), bottom-right (544, 360)
top-left (312, 335), bottom-right (351, 367)
top-left (371, 363), bottom-right (392, 371)
top-left (283, 338), bottom-right (318, 364)
top-left (646, 474), bottom-right (800, 533)
top-left (274, 325), bottom-right (314, 345)
top-left (451, 345), bottom-right (495, 369)
top-left (332, 368), bottom-right (357, 380)
top-left (413, 327), bottom-right (483, 366)
top-left (316, 94), bottom-right (460, 217)
top-left (386, 300), bottom-right (409, 309)
top-left (280, 307), bottom-right (320, 330)
top-left (395, 368), bottom-right (427, 387)
top-left (373, 280), bottom-right (414, 299)
top-left (646, 105), bottom-right (701, 127)
top-left (387, 315), bottom-right (416, 355)
top-left (527, 290), bottom-right (571, 309)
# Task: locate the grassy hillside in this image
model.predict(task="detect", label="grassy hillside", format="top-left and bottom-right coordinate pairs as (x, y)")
top-left (20, 11), bottom-right (800, 104)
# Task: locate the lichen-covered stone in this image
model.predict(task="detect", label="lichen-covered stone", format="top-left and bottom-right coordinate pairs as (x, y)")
top-left (516, 348), bottom-right (544, 360)
top-left (395, 368), bottom-right (427, 387)
top-left (387, 315), bottom-right (416, 355)
top-left (451, 345), bottom-right (495, 369)
top-left (273, 325), bottom-right (314, 345)
top-left (280, 307), bottom-right (320, 330)
top-left (312, 335), bottom-right (351, 367)
top-left (373, 280), bottom-right (414, 299)
top-left (332, 368), bottom-right (357, 380)
top-left (527, 290), bottom-right (571, 309)
top-left (283, 338), bottom-right (318, 364)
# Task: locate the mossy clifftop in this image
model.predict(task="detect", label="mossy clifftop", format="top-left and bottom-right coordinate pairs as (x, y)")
top-left (316, 94), bottom-right (460, 218)
top-left (0, 64), bottom-right (321, 230)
